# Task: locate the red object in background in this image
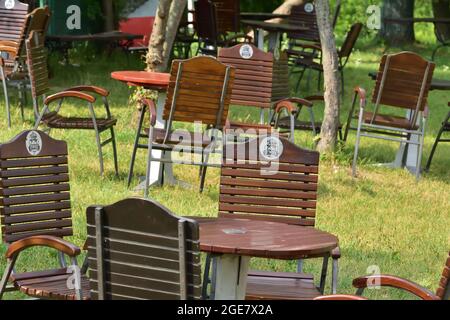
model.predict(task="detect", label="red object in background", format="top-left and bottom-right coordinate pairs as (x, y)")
top-left (119, 16), bottom-right (154, 48)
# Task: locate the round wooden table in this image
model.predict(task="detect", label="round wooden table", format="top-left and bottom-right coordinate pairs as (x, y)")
top-left (111, 71), bottom-right (176, 192)
top-left (198, 218), bottom-right (338, 300)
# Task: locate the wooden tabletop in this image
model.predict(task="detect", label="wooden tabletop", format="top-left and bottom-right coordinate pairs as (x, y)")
top-left (240, 12), bottom-right (289, 20)
top-left (111, 71), bottom-right (170, 90)
top-left (368, 72), bottom-right (450, 91)
top-left (198, 218), bottom-right (338, 259)
top-left (241, 19), bottom-right (308, 32)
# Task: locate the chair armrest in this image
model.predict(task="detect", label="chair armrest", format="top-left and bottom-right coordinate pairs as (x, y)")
top-left (274, 97), bottom-right (313, 110)
top-left (304, 95), bottom-right (324, 102)
top-left (6, 235), bottom-right (81, 259)
top-left (0, 40), bottom-right (19, 47)
top-left (44, 91), bottom-right (96, 105)
top-left (64, 85), bottom-right (109, 97)
top-left (352, 275), bottom-right (439, 300)
top-left (298, 42), bottom-right (322, 51)
top-left (314, 295), bottom-right (368, 300)
top-left (354, 86), bottom-right (366, 108)
top-left (141, 98), bottom-right (157, 127)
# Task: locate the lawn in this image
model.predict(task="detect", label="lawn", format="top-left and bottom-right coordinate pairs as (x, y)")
top-left (0, 39), bottom-right (448, 300)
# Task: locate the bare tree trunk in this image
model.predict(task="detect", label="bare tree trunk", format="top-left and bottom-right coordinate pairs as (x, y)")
top-left (380, 0), bottom-right (415, 46)
top-left (315, 0), bottom-right (340, 153)
top-left (432, 0), bottom-right (450, 40)
top-left (162, 0), bottom-right (188, 68)
top-left (102, 0), bottom-right (115, 31)
top-left (147, 0), bottom-right (173, 72)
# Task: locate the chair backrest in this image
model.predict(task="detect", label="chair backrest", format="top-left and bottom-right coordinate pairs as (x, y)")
top-left (194, 0), bottom-right (218, 42)
top-left (26, 30), bottom-right (49, 99)
top-left (219, 136), bottom-right (320, 227)
top-left (436, 252), bottom-right (450, 300)
top-left (86, 198), bottom-right (202, 300)
top-left (332, 0), bottom-right (341, 29)
top-left (371, 52), bottom-right (435, 124)
top-left (218, 43), bottom-right (290, 110)
top-left (163, 56), bottom-right (234, 130)
top-left (0, 0), bottom-right (29, 43)
top-left (211, 0), bottom-right (240, 34)
top-left (288, 2), bottom-right (319, 42)
top-left (339, 22), bottom-right (363, 60)
top-left (16, 6), bottom-right (50, 58)
top-left (0, 130), bottom-right (73, 244)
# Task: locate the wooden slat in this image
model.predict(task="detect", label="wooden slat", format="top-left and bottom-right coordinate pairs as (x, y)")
top-left (0, 165), bottom-right (67, 178)
top-left (0, 192), bottom-right (70, 206)
top-left (0, 174), bottom-right (69, 187)
top-left (2, 201), bottom-right (71, 215)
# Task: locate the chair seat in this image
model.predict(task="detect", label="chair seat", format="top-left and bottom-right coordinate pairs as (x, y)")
top-left (43, 112), bottom-right (117, 130)
top-left (227, 121), bottom-right (273, 133)
top-left (246, 271), bottom-right (320, 300)
top-left (12, 269), bottom-right (91, 300)
top-left (277, 117), bottom-right (343, 131)
top-left (144, 128), bottom-right (215, 147)
top-left (361, 111), bottom-right (419, 130)
top-left (294, 57), bottom-right (323, 71)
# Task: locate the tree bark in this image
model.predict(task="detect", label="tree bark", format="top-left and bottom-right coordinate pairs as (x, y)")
top-left (102, 0), bottom-right (115, 31)
top-left (146, 0), bottom-right (173, 72)
top-left (380, 0), bottom-right (415, 46)
top-left (162, 0), bottom-right (188, 68)
top-left (432, 0), bottom-right (450, 41)
top-left (314, 0), bottom-right (341, 153)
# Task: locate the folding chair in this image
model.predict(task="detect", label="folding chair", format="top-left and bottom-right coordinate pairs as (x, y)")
top-left (0, 130), bottom-right (88, 300)
top-left (344, 52), bottom-right (435, 179)
top-left (203, 136), bottom-right (340, 300)
top-left (127, 56), bottom-right (235, 196)
top-left (30, 31), bottom-right (118, 176)
top-left (0, 5), bottom-right (50, 127)
top-left (425, 104), bottom-right (450, 171)
top-left (83, 198), bottom-right (202, 300)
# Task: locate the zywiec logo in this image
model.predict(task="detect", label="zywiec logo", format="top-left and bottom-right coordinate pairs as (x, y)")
top-left (239, 44), bottom-right (254, 59)
top-left (304, 3), bottom-right (314, 13)
top-left (26, 131), bottom-right (43, 156)
top-left (260, 136), bottom-right (283, 161)
top-left (5, 0), bottom-right (15, 10)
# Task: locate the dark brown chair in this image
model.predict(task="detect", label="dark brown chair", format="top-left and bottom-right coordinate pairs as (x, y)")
top-left (83, 198), bottom-right (202, 300)
top-left (203, 136), bottom-right (340, 300)
top-left (0, 5), bottom-right (50, 127)
top-left (425, 103), bottom-right (450, 171)
top-left (0, 130), bottom-right (88, 300)
top-left (352, 251), bottom-right (449, 300)
top-left (29, 31), bottom-right (118, 176)
top-left (314, 295), bottom-right (368, 300)
top-left (344, 52), bottom-right (435, 179)
top-left (128, 56), bottom-right (235, 196)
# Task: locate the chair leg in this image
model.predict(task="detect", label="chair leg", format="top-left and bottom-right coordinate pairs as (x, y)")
top-left (296, 65), bottom-right (307, 93)
top-left (94, 129), bottom-right (104, 176)
top-left (425, 118), bottom-right (447, 172)
top-left (415, 120), bottom-right (426, 180)
top-left (352, 108), bottom-right (364, 177)
top-left (199, 148), bottom-right (212, 193)
top-left (110, 127), bottom-right (119, 176)
top-left (144, 126), bottom-right (155, 199)
top-left (202, 254), bottom-right (212, 299)
top-left (331, 257), bottom-right (339, 294)
top-left (18, 84), bottom-right (25, 121)
top-left (297, 259), bottom-right (304, 273)
top-left (318, 255), bottom-right (329, 295)
top-left (1, 67), bottom-right (11, 128)
top-left (344, 93), bottom-right (358, 142)
top-left (128, 105), bottom-right (147, 187)
top-left (0, 256), bottom-right (17, 300)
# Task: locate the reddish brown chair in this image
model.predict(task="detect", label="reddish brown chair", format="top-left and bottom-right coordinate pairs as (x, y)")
top-left (425, 103), bottom-right (450, 171)
top-left (29, 31), bottom-right (118, 176)
top-left (0, 130), bottom-right (88, 300)
top-left (203, 136), bottom-right (340, 300)
top-left (352, 252), bottom-right (449, 300)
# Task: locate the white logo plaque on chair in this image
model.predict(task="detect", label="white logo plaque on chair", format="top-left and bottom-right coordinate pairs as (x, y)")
top-left (5, 0), bottom-right (15, 9)
top-left (304, 3), bottom-right (314, 13)
top-left (260, 136), bottom-right (283, 161)
top-left (26, 131), bottom-right (43, 156)
top-left (239, 44), bottom-right (254, 59)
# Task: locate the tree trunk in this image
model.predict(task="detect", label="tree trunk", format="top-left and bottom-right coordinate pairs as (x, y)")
top-left (161, 0), bottom-right (188, 68)
top-left (102, 0), bottom-right (115, 31)
top-left (146, 0), bottom-right (173, 72)
top-left (380, 0), bottom-right (415, 46)
top-left (432, 0), bottom-right (450, 41)
top-left (314, 0), bottom-right (341, 153)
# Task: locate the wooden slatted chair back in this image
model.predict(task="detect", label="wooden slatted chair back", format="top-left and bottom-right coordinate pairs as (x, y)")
top-left (194, 0), bottom-right (218, 42)
top-left (86, 198), bottom-right (202, 300)
top-left (288, 2), bottom-right (319, 42)
top-left (218, 43), bottom-right (289, 109)
top-left (163, 56), bottom-right (235, 129)
top-left (26, 30), bottom-right (49, 99)
top-left (339, 22), bottom-right (363, 60)
top-left (436, 252), bottom-right (450, 300)
top-left (220, 137), bottom-right (320, 227)
top-left (371, 52), bottom-right (435, 117)
top-left (0, 0), bottom-right (29, 43)
top-left (211, 0), bottom-right (240, 34)
top-left (0, 130), bottom-right (72, 244)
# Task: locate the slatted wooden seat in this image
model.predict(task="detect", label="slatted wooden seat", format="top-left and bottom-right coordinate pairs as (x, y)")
top-left (351, 251), bottom-right (449, 300)
top-left (425, 104), bottom-right (450, 171)
top-left (203, 137), bottom-right (340, 300)
top-left (83, 198), bottom-right (202, 300)
top-left (344, 52), bottom-right (435, 179)
top-left (30, 31), bottom-right (118, 176)
top-left (0, 130), bottom-right (84, 300)
top-left (128, 56), bottom-right (235, 195)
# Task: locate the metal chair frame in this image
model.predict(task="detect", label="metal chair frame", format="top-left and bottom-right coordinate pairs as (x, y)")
top-left (425, 107), bottom-right (450, 171)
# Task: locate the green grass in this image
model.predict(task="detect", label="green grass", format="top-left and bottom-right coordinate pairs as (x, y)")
top-left (0, 42), bottom-right (449, 300)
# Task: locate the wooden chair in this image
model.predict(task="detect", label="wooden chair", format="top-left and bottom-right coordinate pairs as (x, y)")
top-left (127, 56), bottom-right (235, 196)
top-left (314, 295), bottom-right (368, 300)
top-left (0, 5), bottom-right (50, 127)
top-left (218, 43), bottom-right (313, 141)
top-left (203, 136), bottom-right (340, 300)
top-left (293, 22), bottom-right (363, 93)
top-left (352, 251), bottom-right (449, 300)
top-left (344, 52), bottom-right (435, 179)
top-left (82, 198), bottom-right (202, 300)
top-left (0, 130), bottom-right (88, 300)
top-left (29, 31), bottom-right (118, 176)
top-left (425, 103), bottom-right (450, 171)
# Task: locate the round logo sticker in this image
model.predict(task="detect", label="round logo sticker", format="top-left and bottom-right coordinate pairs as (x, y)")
top-left (304, 3), bottom-right (314, 13)
top-left (5, 0), bottom-right (15, 9)
top-left (239, 44), bottom-right (253, 59)
top-left (26, 131), bottom-right (43, 156)
top-left (260, 136), bottom-right (283, 161)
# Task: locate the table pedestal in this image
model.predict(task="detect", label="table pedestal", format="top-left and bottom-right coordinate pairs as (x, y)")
top-left (213, 255), bottom-right (250, 300)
